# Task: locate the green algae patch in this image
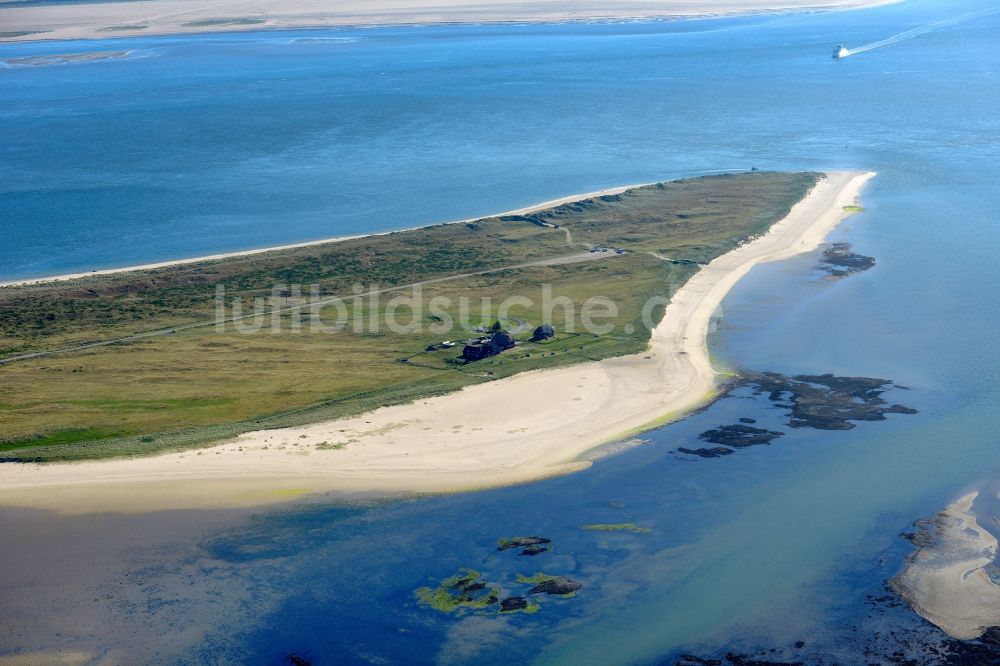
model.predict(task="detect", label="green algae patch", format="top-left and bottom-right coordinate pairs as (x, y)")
top-left (442, 569), bottom-right (479, 589)
top-left (843, 205), bottom-right (865, 213)
top-left (579, 522), bottom-right (651, 534)
top-left (498, 536), bottom-right (549, 550)
top-left (265, 488), bottom-right (311, 498)
top-left (414, 568), bottom-right (500, 613)
top-left (516, 573), bottom-right (582, 597)
top-left (497, 536), bottom-right (551, 555)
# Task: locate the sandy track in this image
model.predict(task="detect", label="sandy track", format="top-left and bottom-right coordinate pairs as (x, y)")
top-left (0, 171), bottom-right (874, 513)
top-left (0, 250), bottom-right (618, 365)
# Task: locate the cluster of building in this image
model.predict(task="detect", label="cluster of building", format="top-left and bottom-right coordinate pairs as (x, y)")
top-left (426, 324), bottom-right (555, 362)
top-left (461, 331), bottom-right (516, 361)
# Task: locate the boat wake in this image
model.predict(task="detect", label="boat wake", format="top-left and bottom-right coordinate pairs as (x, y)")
top-left (840, 5), bottom-right (1000, 58)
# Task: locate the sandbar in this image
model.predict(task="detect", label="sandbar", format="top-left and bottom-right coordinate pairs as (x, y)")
top-left (0, 0), bottom-right (904, 43)
top-left (892, 491), bottom-right (1000, 640)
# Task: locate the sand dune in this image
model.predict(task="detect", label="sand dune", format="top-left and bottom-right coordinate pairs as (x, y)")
top-left (0, 170), bottom-right (874, 513)
top-left (1, 0), bottom-right (902, 43)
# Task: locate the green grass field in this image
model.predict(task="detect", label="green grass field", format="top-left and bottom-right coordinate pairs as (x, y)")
top-left (0, 171), bottom-right (820, 461)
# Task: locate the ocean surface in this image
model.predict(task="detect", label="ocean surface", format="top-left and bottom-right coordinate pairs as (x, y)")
top-left (3, 0), bottom-right (1000, 662)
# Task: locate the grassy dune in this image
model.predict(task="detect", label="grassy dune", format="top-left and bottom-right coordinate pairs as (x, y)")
top-left (0, 171), bottom-right (819, 460)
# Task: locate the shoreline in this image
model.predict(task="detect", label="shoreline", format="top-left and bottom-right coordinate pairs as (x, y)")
top-left (0, 170), bottom-right (875, 514)
top-left (0, 0), bottom-right (904, 45)
top-left (892, 491), bottom-right (1000, 640)
top-left (0, 182), bottom-right (650, 288)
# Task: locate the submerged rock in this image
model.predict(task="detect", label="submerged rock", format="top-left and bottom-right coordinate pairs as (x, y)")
top-left (498, 536), bottom-right (551, 551)
top-left (579, 522), bottom-right (651, 533)
top-left (677, 371), bottom-right (917, 460)
top-left (529, 578), bottom-right (581, 595)
top-left (414, 568), bottom-right (501, 613)
top-left (699, 424), bottom-right (784, 447)
top-left (745, 371), bottom-right (917, 431)
top-left (678, 446), bottom-right (735, 459)
top-left (519, 574), bottom-right (582, 596)
top-left (820, 242), bottom-right (876, 278)
top-left (520, 544), bottom-right (550, 556)
top-left (676, 655), bottom-right (804, 665)
top-left (415, 544), bottom-right (585, 618)
top-left (500, 596), bottom-right (534, 613)
top-left (979, 626), bottom-right (1000, 647)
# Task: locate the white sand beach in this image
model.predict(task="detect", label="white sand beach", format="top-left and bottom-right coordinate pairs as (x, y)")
top-left (1, 0), bottom-right (903, 43)
top-left (892, 492), bottom-right (1000, 640)
top-left (0, 170), bottom-right (874, 513)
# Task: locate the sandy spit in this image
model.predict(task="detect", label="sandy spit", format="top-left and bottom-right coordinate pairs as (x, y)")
top-left (891, 491), bottom-right (1000, 640)
top-left (0, 0), bottom-right (904, 44)
top-left (0, 170), bottom-right (874, 513)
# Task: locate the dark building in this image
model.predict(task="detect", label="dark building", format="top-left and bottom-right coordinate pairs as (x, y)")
top-left (462, 331), bottom-right (515, 361)
top-left (531, 324), bottom-right (555, 341)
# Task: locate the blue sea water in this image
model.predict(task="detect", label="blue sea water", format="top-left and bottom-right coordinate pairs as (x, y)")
top-left (0, 0), bottom-right (993, 281)
top-left (3, 0), bottom-right (1000, 663)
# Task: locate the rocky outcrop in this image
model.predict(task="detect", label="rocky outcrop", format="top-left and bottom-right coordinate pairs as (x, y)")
top-left (676, 371), bottom-right (917, 460)
top-left (699, 424), bottom-right (784, 447)
top-left (497, 536), bottom-right (551, 551)
top-left (820, 242), bottom-right (875, 278)
top-left (527, 576), bottom-right (582, 596)
top-left (500, 596), bottom-right (529, 612)
top-left (746, 372), bottom-right (917, 430)
top-left (521, 544), bottom-right (549, 556)
top-left (678, 447), bottom-right (736, 459)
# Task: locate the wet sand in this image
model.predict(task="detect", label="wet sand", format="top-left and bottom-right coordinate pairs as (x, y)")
top-left (892, 491), bottom-right (1000, 640)
top-left (0, 503), bottom-right (266, 664)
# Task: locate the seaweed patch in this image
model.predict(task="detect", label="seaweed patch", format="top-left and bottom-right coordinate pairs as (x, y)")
top-left (677, 371), bottom-right (916, 460)
top-left (819, 242), bottom-right (875, 278)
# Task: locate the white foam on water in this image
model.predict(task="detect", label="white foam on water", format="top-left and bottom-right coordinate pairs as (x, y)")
top-left (844, 5), bottom-right (1000, 57)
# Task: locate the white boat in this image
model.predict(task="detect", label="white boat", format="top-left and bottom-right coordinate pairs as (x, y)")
top-left (833, 44), bottom-right (850, 59)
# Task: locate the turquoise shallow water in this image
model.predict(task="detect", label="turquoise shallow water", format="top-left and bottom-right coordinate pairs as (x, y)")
top-left (3, 0), bottom-right (1000, 663)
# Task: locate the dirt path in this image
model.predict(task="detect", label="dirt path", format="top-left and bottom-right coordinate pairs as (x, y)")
top-left (0, 250), bottom-right (618, 365)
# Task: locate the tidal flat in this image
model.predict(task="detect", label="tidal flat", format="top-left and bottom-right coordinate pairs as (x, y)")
top-left (2, 50), bottom-right (131, 66)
